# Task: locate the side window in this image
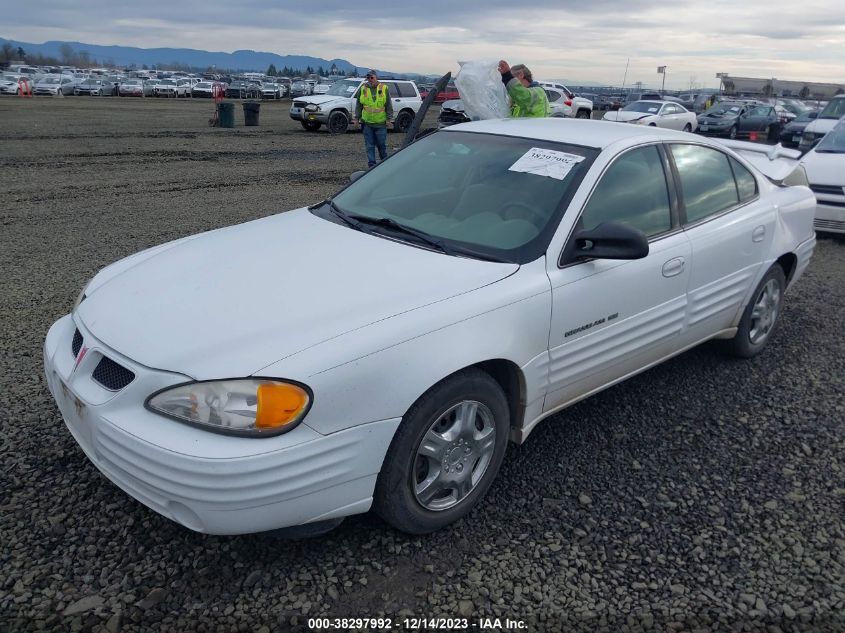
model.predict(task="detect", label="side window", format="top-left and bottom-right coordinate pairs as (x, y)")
top-left (730, 158), bottom-right (758, 202)
top-left (580, 145), bottom-right (672, 237)
top-left (662, 104), bottom-right (676, 115)
top-left (383, 82), bottom-right (397, 98)
top-left (670, 144), bottom-right (739, 223)
top-left (396, 83), bottom-right (417, 98)
top-left (545, 89), bottom-right (562, 102)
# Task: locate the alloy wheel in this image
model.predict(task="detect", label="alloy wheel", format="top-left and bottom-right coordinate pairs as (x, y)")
top-left (749, 279), bottom-right (781, 345)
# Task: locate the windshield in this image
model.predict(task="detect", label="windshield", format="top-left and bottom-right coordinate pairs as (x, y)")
top-left (704, 103), bottom-right (742, 116)
top-left (196, 82), bottom-right (211, 88)
top-left (326, 80), bottom-right (360, 96)
top-left (818, 98), bottom-right (845, 120)
top-left (42, 77), bottom-right (60, 84)
top-left (327, 131), bottom-right (597, 263)
top-left (622, 101), bottom-right (662, 113)
top-left (123, 79), bottom-right (141, 85)
top-left (815, 122), bottom-right (845, 153)
top-left (160, 79), bottom-right (176, 86)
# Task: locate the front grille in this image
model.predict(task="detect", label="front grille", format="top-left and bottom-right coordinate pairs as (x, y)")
top-left (809, 184), bottom-right (844, 196)
top-left (71, 329), bottom-right (83, 357)
top-left (92, 357), bottom-right (135, 391)
top-left (815, 219), bottom-right (845, 231)
top-left (816, 199), bottom-right (845, 208)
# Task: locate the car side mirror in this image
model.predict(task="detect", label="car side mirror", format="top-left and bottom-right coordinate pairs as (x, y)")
top-left (561, 222), bottom-right (649, 265)
top-left (350, 170), bottom-right (366, 183)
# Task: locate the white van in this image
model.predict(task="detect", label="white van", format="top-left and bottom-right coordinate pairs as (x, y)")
top-left (799, 95), bottom-right (845, 151)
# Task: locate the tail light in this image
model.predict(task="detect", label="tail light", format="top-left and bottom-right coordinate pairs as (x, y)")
top-left (564, 100), bottom-right (572, 106)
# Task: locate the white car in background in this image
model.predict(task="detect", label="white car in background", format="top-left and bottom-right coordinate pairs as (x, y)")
top-left (800, 116), bottom-right (845, 234)
top-left (33, 75), bottom-right (76, 96)
top-left (538, 81), bottom-right (592, 118)
top-left (45, 120), bottom-right (815, 538)
top-left (799, 95), bottom-right (845, 151)
top-left (604, 100), bottom-right (698, 132)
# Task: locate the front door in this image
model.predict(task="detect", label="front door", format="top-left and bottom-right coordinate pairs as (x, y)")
top-left (544, 144), bottom-right (691, 412)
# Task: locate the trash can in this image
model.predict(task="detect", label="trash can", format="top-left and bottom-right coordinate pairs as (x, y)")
top-left (243, 102), bottom-right (261, 127)
top-left (217, 102), bottom-right (235, 128)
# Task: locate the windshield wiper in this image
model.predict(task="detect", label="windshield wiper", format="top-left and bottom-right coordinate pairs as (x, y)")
top-left (814, 149), bottom-right (845, 154)
top-left (347, 214), bottom-right (458, 256)
top-left (313, 198), bottom-right (369, 232)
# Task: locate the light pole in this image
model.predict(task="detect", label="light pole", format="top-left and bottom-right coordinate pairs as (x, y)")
top-left (657, 66), bottom-right (667, 95)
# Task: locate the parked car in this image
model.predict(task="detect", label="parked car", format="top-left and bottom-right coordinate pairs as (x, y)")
top-left (774, 105), bottom-right (797, 125)
top-left (261, 83), bottom-right (285, 99)
top-left (154, 79), bottom-right (180, 98)
top-left (604, 100), bottom-right (698, 131)
top-left (799, 95), bottom-right (845, 151)
top-left (33, 75), bottom-right (76, 96)
top-left (290, 77), bottom-right (422, 134)
top-left (101, 76), bottom-right (122, 96)
top-left (191, 81), bottom-right (215, 98)
top-left (312, 82), bottom-right (332, 95)
top-left (778, 111), bottom-right (819, 148)
top-left (0, 73), bottom-right (24, 95)
top-left (594, 94), bottom-right (624, 111)
top-left (142, 79), bottom-right (161, 97)
top-left (538, 81), bottom-right (592, 118)
top-left (697, 102), bottom-right (780, 140)
top-left (45, 120), bottom-right (815, 537)
top-left (289, 80), bottom-right (311, 98)
top-left (74, 78), bottom-right (107, 96)
top-left (799, 117), bottom-right (845, 234)
top-left (437, 89), bottom-right (573, 127)
top-left (118, 79), bottom-right (145, 97)
top-left (225, 80), bottom-right (260, 99)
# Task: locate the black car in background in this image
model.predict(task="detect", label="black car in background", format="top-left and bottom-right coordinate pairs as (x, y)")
top-left (225, 80), bottom-right (260, 99)
top-left (696, 102), bottom-right (781, 140)
top-left (778, 111), bottom-right (819, 148)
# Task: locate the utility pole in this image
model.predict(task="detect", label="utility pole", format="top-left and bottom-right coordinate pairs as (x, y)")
top-left (621, 57), bottom-right (630, 93)
top-left (657, 66), bottom-right (667, 95)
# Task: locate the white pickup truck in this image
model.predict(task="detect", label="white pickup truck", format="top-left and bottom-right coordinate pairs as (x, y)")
top-left (538, 81), bottom-right (593, 118)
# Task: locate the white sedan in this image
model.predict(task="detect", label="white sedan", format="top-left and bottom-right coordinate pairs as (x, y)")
top-left (44, 120), bottom-right (816, 536)
top-left (604, 100), bottom-right (698, 131)
top-left (800, 116), bottom-right (845, 234)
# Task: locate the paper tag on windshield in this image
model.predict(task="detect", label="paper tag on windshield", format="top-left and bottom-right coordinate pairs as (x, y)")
top-left (509, 148), bottom-right (586, 180)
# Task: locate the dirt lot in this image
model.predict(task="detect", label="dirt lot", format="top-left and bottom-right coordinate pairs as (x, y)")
top-left (0, 97), bottom-right (843, 633)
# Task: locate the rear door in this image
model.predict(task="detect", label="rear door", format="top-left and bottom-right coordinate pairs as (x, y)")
top-left (544, 143), bottom-right (691, 412)
top-left (667, 142), bottom-right (772, 338)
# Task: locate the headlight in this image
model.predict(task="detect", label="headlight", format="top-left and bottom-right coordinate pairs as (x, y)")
top-left (146, 379), bottom-right (312, 437)
top-left (305, 104), bottom-right (320, 112)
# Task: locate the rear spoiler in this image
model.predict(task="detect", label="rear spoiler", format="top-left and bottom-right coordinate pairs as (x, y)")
top-left (712, 139), bottom-right (808, 186)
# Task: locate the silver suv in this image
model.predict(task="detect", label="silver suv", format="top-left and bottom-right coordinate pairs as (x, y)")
top-left (290, 78), bottom-right (422, 134)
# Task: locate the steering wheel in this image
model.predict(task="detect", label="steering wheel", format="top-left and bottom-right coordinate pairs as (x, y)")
top-left (498, 201), bottom-right (547, 227)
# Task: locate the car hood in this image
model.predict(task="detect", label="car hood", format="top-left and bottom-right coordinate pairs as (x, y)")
top-left (699, 112), bottom-right (738, 122)
top-left (441, 99), bottom-right (464, 111)
top-left (294, 94), bottom-right (352, 106)
top-left (800, 150), bottom-right (845, 184)
top-left (804, 118), bottom-right (839, 135)
top-left (604, 111), bottom-right (655, 122)
top-left (78, 208), bottom-right (518, 379)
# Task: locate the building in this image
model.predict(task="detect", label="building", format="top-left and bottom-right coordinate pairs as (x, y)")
top-left (720, 75), bottom-right (845, 100)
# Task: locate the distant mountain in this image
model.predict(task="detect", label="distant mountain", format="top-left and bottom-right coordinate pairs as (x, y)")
top-left (0, 37), bottom-right (364, 75)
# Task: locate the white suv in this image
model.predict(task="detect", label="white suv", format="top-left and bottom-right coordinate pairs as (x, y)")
top-left (538, 81), bottom-right (593, 118)
top-left (290, 78), bottom-right (422, 134)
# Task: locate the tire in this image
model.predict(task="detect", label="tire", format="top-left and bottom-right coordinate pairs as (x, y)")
top-left (729, 126), bottom-right (738, 140)
top-left (762, 125), bottom-right (771, 141)
top-left (327, 110), bottom-right (349, 134)
top-left (374, 368), bottom-right (510, 534)
top-left (722, 265), bottom-right (786, 358)
top-left (393, 110), bottom-right (413, 133)
top-left (74, 89), bottom-right (80, 96)
top-left (683, 123), bottom-right (692, 132)
top-left (576, 109), bottom-right (590, 119)
top-left (301, 120), bottom-right (321, 131)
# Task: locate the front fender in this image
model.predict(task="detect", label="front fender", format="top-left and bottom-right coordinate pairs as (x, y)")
top-left (262, 259), bottom-right (553, 436)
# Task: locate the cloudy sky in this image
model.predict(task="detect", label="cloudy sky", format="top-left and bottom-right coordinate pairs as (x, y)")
top-left (4, 0), bottom-right (844, 88)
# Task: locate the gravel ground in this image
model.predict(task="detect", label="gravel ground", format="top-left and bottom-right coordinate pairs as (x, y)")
top-left (0, 97), bottom-right (843, 633)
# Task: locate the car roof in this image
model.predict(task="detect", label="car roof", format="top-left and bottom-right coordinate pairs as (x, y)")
top-left (443, 118), bottom-right (697, 149)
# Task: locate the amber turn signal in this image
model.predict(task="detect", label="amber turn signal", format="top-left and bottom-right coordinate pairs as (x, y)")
top-left (255, 382), bottom-right (309, 429)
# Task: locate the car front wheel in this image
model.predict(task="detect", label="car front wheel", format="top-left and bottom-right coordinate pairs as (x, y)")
top-left (729, 126), bottom-right (738, 139)
top-left (722, 265), bottom-right (786, 358)
top-left (327, 110), bottom-right (349, 134)
top-left (374, 368), bottom-right (510, 534)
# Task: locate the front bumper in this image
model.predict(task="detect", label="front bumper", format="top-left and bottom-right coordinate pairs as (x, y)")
top-left (290, 106), bottom-right (328, 123)
top-left (815, 200), bottom-right (845, 234)
top-left (696, 121), bottom-right (733, 135)
top-left (44, 314), bottom-right (400, 535)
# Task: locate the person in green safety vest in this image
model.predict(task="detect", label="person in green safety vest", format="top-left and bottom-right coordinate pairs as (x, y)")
top-left (352, 70), bottom-right (394, 168)
top-left (497, 60), bottom-right (550, 118)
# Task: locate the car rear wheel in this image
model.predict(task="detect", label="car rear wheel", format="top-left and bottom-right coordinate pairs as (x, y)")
top-left (301, 120), bottom-right (321, 131)
top-left (722, 265), bottom-right (786, 358)
top-left (328, 110), bottom-right (349, 134)
top-left (576, 109), bottom-right (590, 119)
top-left (393, 110), bottom-right (413, 133)
top-left (374, 368), bottom-right (510, 534)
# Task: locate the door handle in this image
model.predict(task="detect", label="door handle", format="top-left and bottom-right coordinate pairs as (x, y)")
top-left (662, 257), bottom-right (685, 278)
top-left (752, 225), bottom-right (766, 242)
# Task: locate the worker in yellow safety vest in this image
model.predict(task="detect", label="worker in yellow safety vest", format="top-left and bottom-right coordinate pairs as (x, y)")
top-left (352, 70), bottom-right (394, 168)
top-left (497, 60), bottom-right (550, 118)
